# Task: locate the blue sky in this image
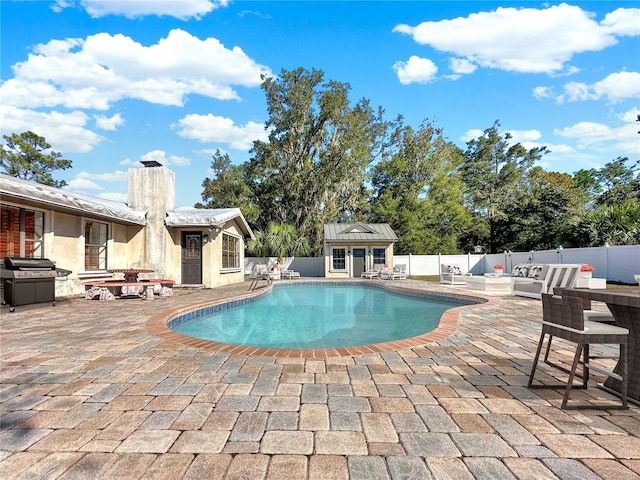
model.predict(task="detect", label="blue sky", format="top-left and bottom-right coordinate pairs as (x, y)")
top-left (1, 1), bottom-right (638, 207)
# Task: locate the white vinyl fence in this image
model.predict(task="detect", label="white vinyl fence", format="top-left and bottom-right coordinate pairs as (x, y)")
top-left (246, 244), bottom-right (640, 284)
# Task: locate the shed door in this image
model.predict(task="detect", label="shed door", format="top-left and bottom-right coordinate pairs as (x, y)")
top-left (352, 248), bottom-right (366, 278)
top-left (181, 232), bottom-right (202, 284)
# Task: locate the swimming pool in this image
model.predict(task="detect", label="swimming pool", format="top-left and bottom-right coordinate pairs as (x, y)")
top-left (169, 283), bottom-right (473, 350)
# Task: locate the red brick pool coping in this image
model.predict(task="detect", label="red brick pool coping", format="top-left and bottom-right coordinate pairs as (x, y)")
top-left (146, 282), bottom-right (500, 358)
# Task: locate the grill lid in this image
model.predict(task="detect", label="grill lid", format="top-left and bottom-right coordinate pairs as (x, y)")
top-left (3, 257), bottom-right (56, 270)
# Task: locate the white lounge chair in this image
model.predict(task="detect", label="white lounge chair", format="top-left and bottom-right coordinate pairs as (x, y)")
top-left (380, 264), bottom-right (407, 281)
top-left (361, 264), bottom-right (384, 279)
top-left (249, 264), bottom-right (272, 289)
top-left (392, 264), bottom-right (407, 280)
top-left (511, 264), bottom-right (581, 299)
top-left (440, 264), bottom-right (472, 285)
top-left (282, 268), bottom-right (300, 279)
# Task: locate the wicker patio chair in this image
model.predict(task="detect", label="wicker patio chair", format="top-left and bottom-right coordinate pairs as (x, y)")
top-left (528, 293), bottom-right (628, 409)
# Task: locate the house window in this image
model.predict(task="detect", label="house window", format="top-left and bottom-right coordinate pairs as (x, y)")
top-left (332, 248), bottom-right (346, 270)
top-left (85, 221), bottom-right (107, 270)
top-left (373, 248), bottom-right (386, 266)
top-left (222, 233), bottom-right (240, 269)
top-left (0, 204), bottom-right (44, 258)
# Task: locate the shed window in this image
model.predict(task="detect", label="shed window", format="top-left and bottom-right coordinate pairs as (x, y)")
top-left (222, 233), bottom-right (240, 269)
top-left (373, 248), bottom-right (386, 266)
top-left (332, 248), bottom-right (346, 270)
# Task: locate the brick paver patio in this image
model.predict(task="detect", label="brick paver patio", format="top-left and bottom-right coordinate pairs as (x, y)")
top-left (1, 279), bottom-right (639, 479)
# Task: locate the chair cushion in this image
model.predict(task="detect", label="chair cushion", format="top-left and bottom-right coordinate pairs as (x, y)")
top-left (583, 320), bottom-right (628, 335)
top-left (583, 311), bottom-right (615, 322)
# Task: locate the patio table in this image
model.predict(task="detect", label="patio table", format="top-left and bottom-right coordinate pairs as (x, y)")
top-left (464, 275), bottom-right (512, 292)
top-left (108, 268), bottom-right (154, 283)
top-left (560, 288), bottom-right (640, 403)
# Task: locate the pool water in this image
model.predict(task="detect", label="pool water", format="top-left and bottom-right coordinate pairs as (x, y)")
top-left (170, 284), bottom-right (456, 349)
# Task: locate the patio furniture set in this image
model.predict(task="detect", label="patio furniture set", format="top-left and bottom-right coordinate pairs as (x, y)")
top-left (361, 264), bottom-right (407, 280)
top-left (441, 263), bottom-right (596, 299)
top-left (84, 268), bottom-right (175, 301)
top-left (249, 263), bottom-right (301, 290)
top-left (440, 261), bottom-right (639, 408)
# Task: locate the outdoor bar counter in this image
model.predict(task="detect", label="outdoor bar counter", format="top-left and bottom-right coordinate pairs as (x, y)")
top-left (561, 288), bottom-right (640, 403)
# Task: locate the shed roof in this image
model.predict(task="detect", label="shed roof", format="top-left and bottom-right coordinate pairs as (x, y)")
top-left (323, 223), bottom-right (398, 242)
top-left (0, 174), bottom-right (146, 226)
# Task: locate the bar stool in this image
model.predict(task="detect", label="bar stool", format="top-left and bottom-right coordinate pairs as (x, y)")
top-left (528, 293), bottom-right (628, 409)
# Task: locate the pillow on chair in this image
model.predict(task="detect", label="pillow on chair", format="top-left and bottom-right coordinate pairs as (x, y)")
top-left (448, 265), bottom-right (462, 275)
top-left (512, 265), bottom-right (528, 277)
top-left (527, 265), bottom-right (544, 279)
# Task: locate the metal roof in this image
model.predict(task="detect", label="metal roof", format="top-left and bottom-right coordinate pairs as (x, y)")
top-left (323, 223), bottom-right (398, 242)
top-left (165, 207), bottom-right (255, 239)
top-left (0, 174), bottom-right (146, 226)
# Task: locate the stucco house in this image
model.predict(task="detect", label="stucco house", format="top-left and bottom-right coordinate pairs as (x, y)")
top-left (0, 162), bottom-right (254, 297)
top-left (323, 223), bottom-right (398, 278)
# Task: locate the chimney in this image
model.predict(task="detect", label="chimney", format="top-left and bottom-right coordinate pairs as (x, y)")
top-left (128, 162), bottom-right (175, 275)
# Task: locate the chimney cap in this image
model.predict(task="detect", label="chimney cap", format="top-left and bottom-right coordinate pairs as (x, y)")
top-left (141, 160), bottom-right (163, 168)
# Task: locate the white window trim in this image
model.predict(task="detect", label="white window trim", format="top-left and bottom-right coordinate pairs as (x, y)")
top-left (330, 247), bottom-right (348, 272)
top-left (220, 230), bottom-right (242, 272)
top-left (82, 217), bottom-right (112, 272)
top-left (0, 202), bottom-right (46, 258)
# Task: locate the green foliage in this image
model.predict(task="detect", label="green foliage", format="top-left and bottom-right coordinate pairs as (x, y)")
top-left (593, 157), bottom-right (639, 206)
top-left (496, 168), bottom-right (574, 251)
top-left (369, 120), bottom-right (470, 254)
top-left (461, 120), bottom-right (548, 253)
top-left (248, 222), bottom-right (311, 259)
top-left (195, 69), bottom-right (636, 256)
top-left (197, 149), bottom-right (260, 224)
top-left (0, 131), bottom-right (72, 187)
top-left (246, 67), bottom-right (391, 255)
top-left (565, 198), bottom-right (640, 247)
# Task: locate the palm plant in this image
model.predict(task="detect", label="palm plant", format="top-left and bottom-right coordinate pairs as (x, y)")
top-left (248, 222), bottom-right (310, 263)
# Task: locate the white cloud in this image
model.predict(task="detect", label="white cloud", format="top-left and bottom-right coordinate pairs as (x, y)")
top-left (65, 177), bottom-right (101, 190)
top-left (53, 0), bottom-right (228, 20)
top-left (0, 29), bottom-right (271, 110)
top-left (553, 109), bottom-right (639, 156)
top-left (506, 129), bottom-right (542, 143)
top-left (76, 170), bottom-right (128, 182)
top-left (94, 113), bottom-right (124, 131)
top-left (460, 129), bottom-right (484, 143)
top-left (64, 170), bottom-right (128, 203)
top-left (140, 150), bottom-right (191, 167)
top-left (600, 8), bottom-right (640, 36)
top-left (533, 86), bottom-right (554, 100)
top-left (97, 192), bottom-right (128, 202)
top-left (393, 4), bottom-right (636, 74)
top-left (174, 113), bottom-right (269, 150)
top-left (392, 56), bottom-right (438, 85)
top-left (0, 105), bottom-right (102, 153)
top-left (64, 170), bottom-right (128, 200)
top-left (450, 58), bottom-right (477, 75)
top-left (563, 71), bottom-right (640, 103)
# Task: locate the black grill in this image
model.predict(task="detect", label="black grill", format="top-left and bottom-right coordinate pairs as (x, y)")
top-left (1, 257), bottom-right (68, 312)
